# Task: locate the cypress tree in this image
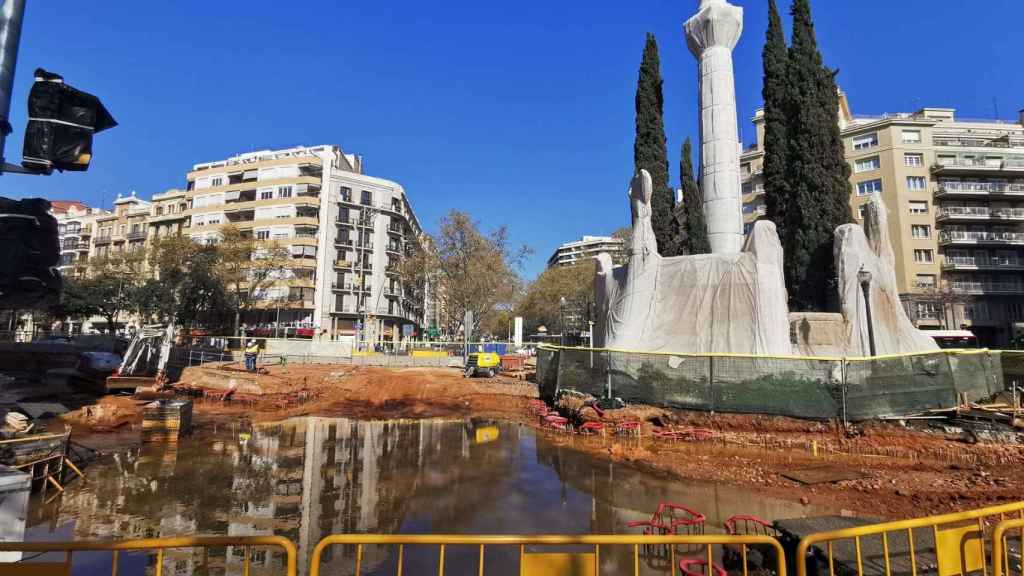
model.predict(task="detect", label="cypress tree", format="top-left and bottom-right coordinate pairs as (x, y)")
top-left (761, 0), bottom-right (790, 242)
top-left (634, 33), bottom-right (678, 256)
top-left (784, 0), bottom-right (853, 311)
top-left (679, 137), bottom-right (709, 254)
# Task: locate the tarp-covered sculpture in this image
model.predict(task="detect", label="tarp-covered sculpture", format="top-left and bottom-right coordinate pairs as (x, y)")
top-left (594, 170), bottom-right (792, 355)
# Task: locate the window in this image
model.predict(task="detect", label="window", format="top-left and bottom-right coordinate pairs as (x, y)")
top-left (278, 186), bottom-right (292, 198)
top-left (340, 186), bottom-right (352, 202)
top-left (914, 274), bottom-right (936, 288)
top-left (256, 230), bottom-right (270, 240)
top-left (854, 156), bottom-right (880, 173)
top-left (915, 302), bottom-right (939, 320)
top-left (901, 130), bottom-right (922, 144)
top-left (914, 249), bottom-right (934, 263)
top-left (907, 176), bottom-right (927, 191)
top-left (211, 176), bottom-right (224, 187)
top-left (260, 188), bottom-right (274, 200)
top-left (911, 224), bottom-right (931, 239)
top-left (118, 225), bottom-right (126, 235)
top-left (360, 190), bottom-right (373, 205)
top-left (909, 201), bottom-right (928, 214)
top-left (857, 179), bottom-right (883, 196)
top-left (965, 302), bottom-right (990, 321)
top-left (904, 153), bottom-right (924, 167)
top-left (852, 133), bottom-right (878, 150)
top-left (857, 205), bottom-right (867, 219)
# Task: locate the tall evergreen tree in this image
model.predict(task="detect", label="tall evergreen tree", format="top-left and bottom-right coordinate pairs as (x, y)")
top-left (634, 33), bottom-right (678, 256)
top-left (784, 0), bottom-right (853, 311)
top-left (679, 137), bottom-right (709, 254)
top-left (761, 0), bottom-right (790, 241)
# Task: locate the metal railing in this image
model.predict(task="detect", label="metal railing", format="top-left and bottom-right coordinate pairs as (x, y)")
top-left (939, 230), bottom-right (1024, 243)
top-left (938, 206), bottom-right (1024, 219)
top-left (0, 536), bottom-right (297, 576)
top-left (992, 518), bottom-right (1024, 576)
top-left (942, 256), bottom-right (1023, 269)
top-left (950, 280), bottom-right (1024, 294)
top-left (309, 534), bottom-right (785, 576)
top-left (796, 501), bottom-right (1024, 576)
top-left (936, 181), bottom-right (1024, 195)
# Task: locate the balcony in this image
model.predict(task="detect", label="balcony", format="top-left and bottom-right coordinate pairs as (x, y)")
top-left (333, 260), bottom-right (372, 270)
top-left (385, 244), bottom-right (402, 255)
top-left (335, 238), bottom-right (354, 247)
top-left (936, 207), bottom-right (1024, 222)
top-left (938, 231), bottom-right (1024, 246)
top-left (387, 224), bottom-right (404, 235)
top-left (331, 282), bottom-right (369, 292)
top-left (950, 280), bottom-right (1024, 295)
top-left (942, 256), bottom-right (1024, 271)
top-left (127, 230), bottom-right (147, 240)
top-left (934, 181), bottom-right (1024, 199)
top-left (93, 235), bottom-right (112, 245)
top-left (932, 158), bottom-right (1024, 175)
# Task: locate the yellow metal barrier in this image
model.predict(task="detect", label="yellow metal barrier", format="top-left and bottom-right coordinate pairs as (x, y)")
top-left (796, 502), bottom-right (1024, 576)
top-left (309, 534), bottom-right (786, 576)
top-left (993, 518), bottom-right (1024, 576)
top-left (0, 536), bottom-right (297, 576)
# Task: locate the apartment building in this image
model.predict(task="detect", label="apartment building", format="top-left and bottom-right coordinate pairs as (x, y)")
top-left (185, 145), bottom-right (428, 343)
top-left (147, 188), bottom-right (189, 241)
top-left (740, 95), bottom-right (1024, 345)
top-left (54, 201), bottom-right (107, 277)
top-left (91, 193), bottom-right (152, 261)
top-left (547, 235), bottom-right (626, 268)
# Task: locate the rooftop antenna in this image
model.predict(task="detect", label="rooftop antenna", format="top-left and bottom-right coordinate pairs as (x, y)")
top-left (993, 97), bottom-right (1000, 120)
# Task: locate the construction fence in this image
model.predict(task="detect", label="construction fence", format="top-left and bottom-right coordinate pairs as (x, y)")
top-left (170, 338), bottom-right (524, 370)
top-left (537, 345), bottom-right (1006, 422)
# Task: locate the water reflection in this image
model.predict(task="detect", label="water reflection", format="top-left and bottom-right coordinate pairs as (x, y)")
top-left (25, 417), bottom-right (819, 575)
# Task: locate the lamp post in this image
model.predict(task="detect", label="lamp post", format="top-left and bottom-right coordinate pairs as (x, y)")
top-left (858, 267), bottom-right (876, 357)
top-left (559, 296), bottom-right (566, 346)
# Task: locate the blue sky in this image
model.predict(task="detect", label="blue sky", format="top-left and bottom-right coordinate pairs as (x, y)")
top-left (4, 1), bottom-right (1023, 278)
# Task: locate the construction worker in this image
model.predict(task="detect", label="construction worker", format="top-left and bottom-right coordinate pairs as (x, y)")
top-left (244, 339), bottom-right (259, 372)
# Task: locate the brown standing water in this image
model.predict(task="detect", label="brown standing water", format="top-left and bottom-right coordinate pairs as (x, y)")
top-left (24, 417), bottom-right (824, 575)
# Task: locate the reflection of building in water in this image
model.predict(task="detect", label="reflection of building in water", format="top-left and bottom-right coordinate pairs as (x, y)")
top-left (33, 417), bottom-right (509, 575)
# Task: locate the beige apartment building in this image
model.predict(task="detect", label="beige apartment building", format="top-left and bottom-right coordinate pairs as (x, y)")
top-left (741, 95), bottom-right (1024, 345)
top-left (54, 201), bottom-right (108, 278)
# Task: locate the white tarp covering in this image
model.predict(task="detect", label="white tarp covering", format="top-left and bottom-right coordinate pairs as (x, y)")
top-left (835, 195), bottom-right (938, 355)
top-left (594, 170), bottom-right (792, 355)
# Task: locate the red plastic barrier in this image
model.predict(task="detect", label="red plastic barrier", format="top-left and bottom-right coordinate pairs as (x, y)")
top-left (678, 558), bottom-right (726, 576)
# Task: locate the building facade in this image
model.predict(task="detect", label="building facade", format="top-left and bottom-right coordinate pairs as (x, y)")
top-left (185, 145), bottom-right (429, 343)
top-left (54, 201), bottom-right (107, 277)
top-left (547, 235), bottom-right (626, 268)
top-left (740, 95), bottom-right (1024, 345)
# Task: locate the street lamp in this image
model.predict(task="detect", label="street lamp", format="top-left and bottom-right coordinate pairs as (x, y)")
top-left (559, 296), bottom-right (566, 346)
top-left (858, 266), bottom-right (877, 357)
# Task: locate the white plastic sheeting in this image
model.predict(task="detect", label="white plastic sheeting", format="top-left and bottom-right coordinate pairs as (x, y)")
top-left (594, 170), bottom-right (792, 355)
top-left (835, 195), bottom-right (938, 355)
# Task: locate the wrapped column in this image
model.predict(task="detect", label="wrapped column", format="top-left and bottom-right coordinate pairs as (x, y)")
top-left (685, 0), bottom-right (744, 254)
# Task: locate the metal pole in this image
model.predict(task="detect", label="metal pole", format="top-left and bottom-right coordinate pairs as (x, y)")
top-left (861, 280), bottom-right (877, 357)
top-left (0, 0), bottom-right (25, 168)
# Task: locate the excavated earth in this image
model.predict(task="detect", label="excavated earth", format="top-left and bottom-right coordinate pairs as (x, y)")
top-left (52, 363), bottom-right (1024, 520)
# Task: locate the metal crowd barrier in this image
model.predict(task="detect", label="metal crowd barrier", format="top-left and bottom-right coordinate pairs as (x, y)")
top-left (0, 536), bottom-right (297, 576)
top-left (795, 502), bottom-right (1024, 576)
top-left (308, 534), bottom-right (786, 576)
top-left (993, 518), bottom-right (1024, 576)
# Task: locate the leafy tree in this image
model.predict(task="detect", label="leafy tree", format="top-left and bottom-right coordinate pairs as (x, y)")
top-left (399, 210), bottom-right (528, 339)
top-left (677, 137), bottom-right (709, 254)
top-left (147, 235), bottom-right (228, 329)
top-left (761, 0), bottom-right (791, 242)
top-left (783, 0), bottom-right (853, 310)
top-left (517, 259), bottom-right (595, 335)
top-left (634, 33), bottom-right (678, 257)
top-left (216, 224), bottom-right (290, 336)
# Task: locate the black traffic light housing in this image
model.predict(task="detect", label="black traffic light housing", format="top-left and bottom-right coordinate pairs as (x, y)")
top-left (21, 68), bottom-right (116, 174)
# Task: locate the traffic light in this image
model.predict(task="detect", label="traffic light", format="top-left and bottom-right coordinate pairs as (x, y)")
top-left (21, 68), bottom-right (116, 174)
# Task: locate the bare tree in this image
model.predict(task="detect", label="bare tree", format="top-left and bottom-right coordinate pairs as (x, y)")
top-left (400, 211), bottom-right (528, 340)
top-left (216, 224), bottom-right (291, 336)
top-left (916, 283), bottom-right (976, 329)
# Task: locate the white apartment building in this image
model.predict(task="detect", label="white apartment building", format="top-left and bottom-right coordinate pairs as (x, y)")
top-left (186, 145), bottom-right (429, 343)
top-left (547, 235), bottom-right (625, 268)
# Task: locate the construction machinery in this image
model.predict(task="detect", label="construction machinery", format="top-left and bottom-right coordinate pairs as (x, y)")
top-left (464, 351), bottom-right (501, 378)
